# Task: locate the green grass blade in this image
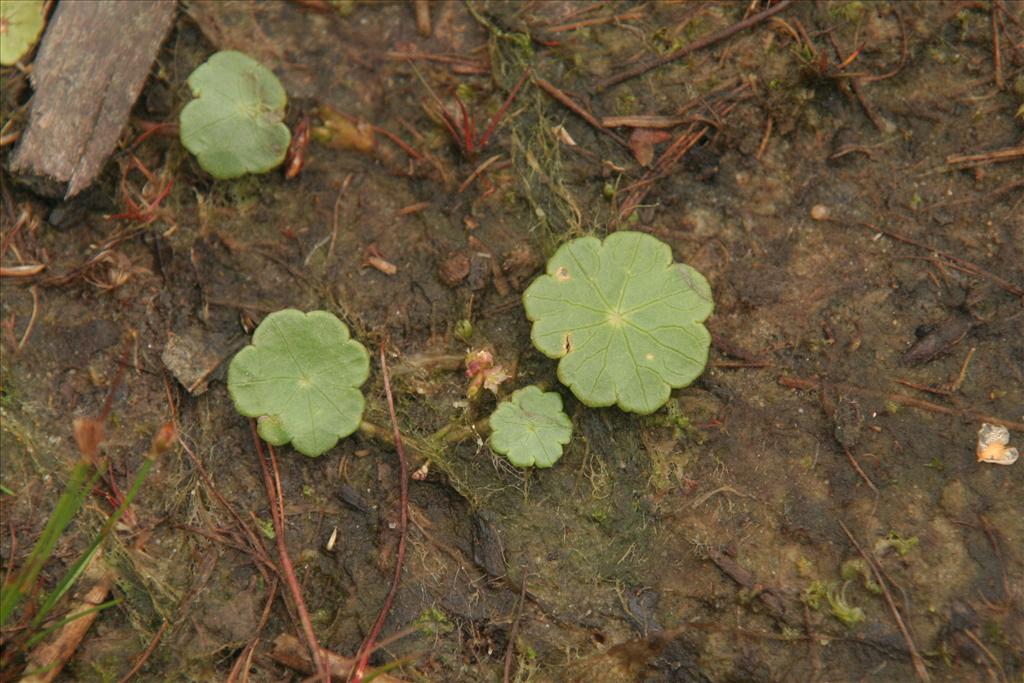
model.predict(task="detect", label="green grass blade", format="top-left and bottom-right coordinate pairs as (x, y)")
top-left (24, 598), bottom-right (121, 649)
top-left (0, 462), bottom-right (100, 626)
top-left (29, 457), bottom-right (155, 630)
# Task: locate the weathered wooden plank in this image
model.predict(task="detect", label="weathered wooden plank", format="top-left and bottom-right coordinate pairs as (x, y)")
top-left (11, 0), bottom-right (177, 198)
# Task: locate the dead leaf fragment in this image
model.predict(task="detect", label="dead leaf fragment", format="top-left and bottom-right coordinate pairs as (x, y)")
top-left (976, 423), bottom-right (1019, 465)
top-left (629, 128), bottom-right (673, 167)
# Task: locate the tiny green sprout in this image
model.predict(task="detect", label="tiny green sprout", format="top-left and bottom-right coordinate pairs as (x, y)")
top-left (826, 582), bottom-right (865, 628)
top-left (489, 386), bottom-right (573, 468)
top-left (841, 558), bottom-right (882, 595)
top-left (179, 51), bottom-right (291, 179)
top-left (256, 517), bottom-right (275, 540)
top-left (875, 531), bottom-right (919, 557)
top-left (455, 319), bottom-right (474, 342)
top-left (523, 232), bottom-right (713, 415)
top-left (227, 309), bottom-right (369, 457)
top-left (413, 607), bottom-right (454, 635)
top-left (0, 0), bottom-right (45, 66)
top-left (802, 579), bottom-right (828, 610)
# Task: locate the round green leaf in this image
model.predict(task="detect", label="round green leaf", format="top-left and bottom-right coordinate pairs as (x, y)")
top-left (227, 309), bottom-right (369, 457)
top-left (523, 231), bottom-right (713, 415)
top-left (489, 386), bottom-right (573, 468)
top-left (1, 0), bottom-right (45, 66)
top-left (179, 50), bottom-right (291, 179)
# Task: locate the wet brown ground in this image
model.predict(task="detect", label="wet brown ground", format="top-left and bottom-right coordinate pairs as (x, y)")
top-left (2, 1), bottom-right (1022, 681)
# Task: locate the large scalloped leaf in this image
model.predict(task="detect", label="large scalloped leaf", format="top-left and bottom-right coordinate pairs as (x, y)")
top-left (523, 231), bottom-right (713, 415)
top-left (0, 0), bottom-right (45, 66)
top-left (179, 50), bottom-right (290, 179)
top-left (489, 386), bottom-right (573, 468)
top-left (227, 309), bottom-right (369, 457)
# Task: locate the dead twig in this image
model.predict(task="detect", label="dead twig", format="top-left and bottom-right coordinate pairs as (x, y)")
top-left (778, 375), bottom-right (1024, 432)
top-left (457, 153), bottom-right (503, 194)
top-left (329, 174), bottom-right (353, 260)
top-left (0, 207), bottom-right (32, 258)
top-left (0, 263), bottom-right (46, 277)
top-left (858, 222), bottom-right (1024, 299)
top-left (601, 114), bottom-right (688, 129)
top-left (945, 145), bottom-right (1024, 168)
top-left (534, 77), bottom-right (628, 148)
top-left (413, 0), bottom-right (430, 37)
top-left (755, 115), bottom-right (773, 161)
top-left (706, 548), bottom-right (793, 625)
top-left (837, 522), bottom-right (930, 682)
top-left (502, 573), bottom-right (529, 683)
top-left (382, 51), bottom-right (487, 74)
top-left (349, 342), bottom-right (411, 683)
top-left (991, 4), bottom-right (1004, 89)
top-left (15, 285), bottom-right (39, 353)
top-left (543, 9), bottom-right (645, 35)
top-left (597, 1), bottom-right (793, 90)
top-left (963, 628), bottom-right (1009, 683)
top-left (842, 445), bottom-right (879, 496)
top-left (115, 619), bottom-right (169, 683)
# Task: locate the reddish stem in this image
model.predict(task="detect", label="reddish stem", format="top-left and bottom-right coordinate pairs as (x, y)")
top-left (349, 343), bottom-right (410, 683)
top-left (251, 423), bottom-right (329, 683)
top-left (477, 68), bottom-right (531, 152)
top-left (455, 95), bottom-right (474, 155)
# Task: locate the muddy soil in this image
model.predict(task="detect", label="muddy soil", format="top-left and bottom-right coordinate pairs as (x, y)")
top-left (2, 2), bottom-right (1022, 682)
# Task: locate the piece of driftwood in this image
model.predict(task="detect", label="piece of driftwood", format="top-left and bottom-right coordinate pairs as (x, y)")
top-left (11, 0), bottom-right (177, 198)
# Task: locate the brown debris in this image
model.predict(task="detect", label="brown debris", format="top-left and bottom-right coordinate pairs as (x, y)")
top-left (628, 128), bottom-right (673, 167)
top-left (11, 0), bottom-right (176, 198)
top-left (269, 633), bottom-right (410, 683)
top-left (902, 314), bottom-right (974, 366)
top-left (438, 250), bottom-right (471, 287)
top-left (362, 243), bottom-right (398, 276)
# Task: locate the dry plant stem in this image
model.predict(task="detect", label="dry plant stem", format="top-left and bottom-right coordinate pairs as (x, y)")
top-left (476, 69), bottom-right (531, 152)
top-left (458, 153), bottom-right (503, 194)
top-left (115, 619), bottom-right (169, 683)
top-left (0, 208), bottom-right (31, 258)
top-left (370, 124), bottom-right (424, 161)
top-left (503, 576), bottom-right (529, 683)
top-left (858, 223), bottom-right (1024, 299)
top-left (413, 0), bottom-right (430, 38)
top-left (177, 435), bottom-right (280, 583)
top-left (328, 174), bottom-right (353, 260)
top-left (963, 628), bottom-right (1009, 683)
top-left (251, 424), bottom-right (329, 683)
top-left (15, 285), bottom-right (40, 353)
top-left (945, 145), bottom-right (1024, 168)
top-left (227, 580), bottom-right (279, 683)
top-left (21, 549), bottom-right (115, 683)
top-left (534, 77), bottom-right (628, 148)
top-left (838, 522), bottom-right (930, 683)
top-left (0, 263), bottom-right (46, 277)
top-left (991, 4), bottom-right (1004, 89)
top-left (842, 445), bottom-right (879, 496)
top-left (597, 0), bottom-right (793, 90)
top-left (778, 375), bottom-right (1024, 432)
top-left (348, 344), bottom-right (411, 683)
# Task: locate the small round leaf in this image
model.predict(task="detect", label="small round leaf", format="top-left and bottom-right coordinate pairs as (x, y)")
top-left (523, 231), bottom-right (713, 415)
top-left (1, 0), bottom-right (45, 66)
top-left (179, 50), bottom-right (291, 179)
top-left (489, 386), bottom-right (573, 468)
top-left (227, 309), bottom-right (369, 457)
